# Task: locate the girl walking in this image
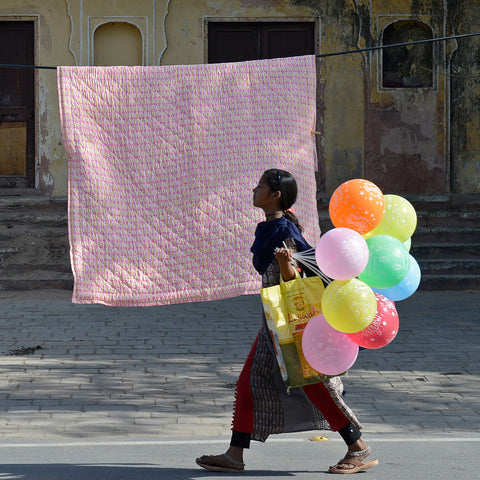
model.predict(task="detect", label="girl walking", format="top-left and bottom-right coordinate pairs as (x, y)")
top-left (196, 169), bottom-right (378, 474)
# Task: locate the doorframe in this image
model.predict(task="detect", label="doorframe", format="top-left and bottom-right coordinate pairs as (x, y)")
top-left (0, 15), bottom-right (39, 191)
top-left (202, 16), bottom-right (321, 64)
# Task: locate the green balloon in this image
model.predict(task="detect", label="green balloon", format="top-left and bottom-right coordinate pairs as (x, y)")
top-left (357, 235), bottom-right (410, 289)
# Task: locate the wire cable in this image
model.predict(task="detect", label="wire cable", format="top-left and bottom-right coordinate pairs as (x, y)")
top-left (0, 31), bottom-right (479, 70)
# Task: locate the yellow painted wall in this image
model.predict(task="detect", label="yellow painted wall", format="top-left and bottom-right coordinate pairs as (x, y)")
top-left (160, 0), bottom-right (317, 65)
top-left (319, 20), bottom-right (366, 193)
top-left (0, 0), bottom-right (479, 196)
top-left (0, 0), bottom-right (321, 197)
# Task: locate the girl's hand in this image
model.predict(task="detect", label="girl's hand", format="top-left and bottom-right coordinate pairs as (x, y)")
top-left (275, 248), bottom-right (296, 281)
top-left (275, 247), bottom-right (293, 263)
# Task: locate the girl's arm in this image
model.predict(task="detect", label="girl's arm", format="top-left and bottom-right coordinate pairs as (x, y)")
top-left (275, 247), bottom-right (296, 282)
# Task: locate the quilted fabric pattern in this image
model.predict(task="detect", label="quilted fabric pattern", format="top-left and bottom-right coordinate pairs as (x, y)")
top-left (58, 56), bottom-right (320, 306)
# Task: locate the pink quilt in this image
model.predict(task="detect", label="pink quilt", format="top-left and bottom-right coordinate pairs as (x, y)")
top-left (58, 56), bottom-right (320, 306)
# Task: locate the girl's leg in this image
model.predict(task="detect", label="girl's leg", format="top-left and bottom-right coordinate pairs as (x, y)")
top-left (225, 429), bottom-right (251, 462)
top-left (195, 430), bottom-right (248, 471)
top-left (230, 336), bottom-right (257, 434)
top-left (302, 382), bottom-right (356, 434)
top-left (302, 383), bottom-right (378, 473)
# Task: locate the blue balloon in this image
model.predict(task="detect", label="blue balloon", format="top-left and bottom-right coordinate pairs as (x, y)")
top-left (373, 255), bottom-right (421, 301)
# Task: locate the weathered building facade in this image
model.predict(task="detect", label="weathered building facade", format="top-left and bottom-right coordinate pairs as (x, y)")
top-left (1, 0), bottom-right (480, 197)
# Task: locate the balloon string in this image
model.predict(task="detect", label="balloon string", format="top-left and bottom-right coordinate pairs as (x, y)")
top-left (288, 246), bottom-right (332, 284)
top-left (296, 257), bottom-right (331, 284)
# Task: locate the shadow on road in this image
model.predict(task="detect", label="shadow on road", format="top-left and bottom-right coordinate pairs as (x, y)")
top-left (0, 464), bottom-right (315, 480)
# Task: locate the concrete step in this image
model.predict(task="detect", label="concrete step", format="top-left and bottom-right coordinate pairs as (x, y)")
top-left (1, 194), bottom-right (479, 291)
top-left (0, 198), bottom-right (67, 224)
top-left (411, 243), bottom-right (480, 259)
top-left (0, 225), bottom-right (70, 265)
top-left (318, 192), bottom-right (480, 211)
top-left (404, 193), bottom-right (480, 210)
top-left (0, 197), bottom-right (72, 291)
top-left (413, 226), bottom-right (480, 243)
top-left (416, 210), bottom-right (480, 227)
top-left (0, 211), bottom-right (68, 226)
top-left (318, 194), bottom-right (480, 233)
top-left (418, 258), bottom-right (480, 275)
top-left (419, 274), bottom-right (480, 290)
top-left (0, 262), bottom-right (73, 278)
top-left (0, 278), bottom-right (73, 290)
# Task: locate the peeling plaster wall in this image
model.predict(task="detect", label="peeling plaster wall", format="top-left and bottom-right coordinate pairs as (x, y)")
top-left (65, 0), bottom-right (161, 67)
top-left (449, 0), bottom-right (480, 193)
top-left (296, 0), bottom-right (480, 194)
top-left (292, 0), bottom-right (368, 193)
top-left (1, 0), bottom-right (479, 197)
top-left (365, 0), bottom-right (449, 194)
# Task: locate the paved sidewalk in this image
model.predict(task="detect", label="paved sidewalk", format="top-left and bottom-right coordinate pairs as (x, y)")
top-left (0, 289), bottom-right (478, 440)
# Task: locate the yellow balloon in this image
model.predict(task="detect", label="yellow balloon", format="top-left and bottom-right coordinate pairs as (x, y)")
top-left (363, 194), bottom-right (417, 242)
top-left (321, 279), bottom-right (377, 333)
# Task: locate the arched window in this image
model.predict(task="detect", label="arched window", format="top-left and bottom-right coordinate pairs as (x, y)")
top-left (94, 22), bottom-right (142, 66)
top-left (382, 20), bottom-right (433, 88)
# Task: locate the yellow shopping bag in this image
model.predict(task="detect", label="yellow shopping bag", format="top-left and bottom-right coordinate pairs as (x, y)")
top-left (261, 273), bottom-right (331, 388)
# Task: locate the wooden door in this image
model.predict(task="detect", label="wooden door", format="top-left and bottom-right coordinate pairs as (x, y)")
top-left (208, 22), bottom-right (315, 63)
top-left (0, 22), bottom-right (35, 188)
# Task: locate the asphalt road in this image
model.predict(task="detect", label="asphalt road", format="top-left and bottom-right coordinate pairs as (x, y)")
top-left (0, 433), bottom-right (477, 479)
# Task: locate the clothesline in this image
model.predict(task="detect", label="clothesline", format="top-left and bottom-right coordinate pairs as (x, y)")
top-left (1, 31), bottom-right (479, 71)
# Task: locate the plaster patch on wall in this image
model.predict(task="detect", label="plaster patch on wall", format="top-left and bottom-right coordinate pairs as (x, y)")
top-left (158, 0), bottom-right (171, 64)
top-left (466, 120), bottom-right (480, 155)
top-left (178, 19), bottom-right (191, 39)
top-left (206, 2), bottom-right (222, 14)
top-left (380, 127), bottom-right (424, 155)
top-left (240, 0), bottom-right (279, 7)
top-left (38, 82), bottom-right (56, 190)
top-left (65, 0), bottom-right (79, 65)
top-left (42, 171), bottom-right (54, 186)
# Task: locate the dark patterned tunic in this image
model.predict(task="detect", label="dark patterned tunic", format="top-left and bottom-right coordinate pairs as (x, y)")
top-left (233, 238), bottom-right (361, 442)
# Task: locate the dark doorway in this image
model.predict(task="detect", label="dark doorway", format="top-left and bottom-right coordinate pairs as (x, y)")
top-left (208, 21), bottom-right (315, 63)
top-left (0, 21), bottom-right (35, 188)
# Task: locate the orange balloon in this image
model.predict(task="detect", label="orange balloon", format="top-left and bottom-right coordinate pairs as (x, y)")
top-left (329, 179), bottom-right (385, 234)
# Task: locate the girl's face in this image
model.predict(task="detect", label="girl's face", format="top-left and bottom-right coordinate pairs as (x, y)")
top-left (253, 176), bottom-right (279, 210)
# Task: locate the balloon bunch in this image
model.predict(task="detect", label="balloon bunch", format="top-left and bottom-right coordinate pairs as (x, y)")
top-left (297, 179), bottom-right (420, 376)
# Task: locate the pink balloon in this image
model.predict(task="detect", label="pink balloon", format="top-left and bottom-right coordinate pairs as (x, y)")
top-left (348, 293), bottom-right (399, 349)
top-left (315, 228), bottom-right (369, 280)
top-left (302, 314), bottom-right (359, 375)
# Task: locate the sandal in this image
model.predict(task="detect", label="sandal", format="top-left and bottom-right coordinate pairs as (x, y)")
top-left (196, 453), bottom-right (245, 473)
top-left (328, 446), bottom-right (379, 474)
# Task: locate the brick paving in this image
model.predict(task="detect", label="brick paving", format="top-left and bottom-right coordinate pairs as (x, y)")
top-left (0, 289), bottom-right (478, 440)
